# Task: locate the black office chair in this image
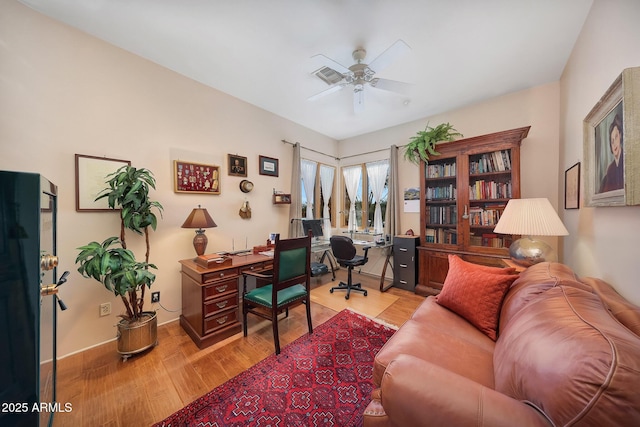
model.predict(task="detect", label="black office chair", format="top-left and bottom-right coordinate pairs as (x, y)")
top-left (329, 235), bottom-right (370, 299)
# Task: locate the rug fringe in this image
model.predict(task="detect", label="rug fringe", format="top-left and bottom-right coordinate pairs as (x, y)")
top-left (344, 307), bottom-right (399, 330)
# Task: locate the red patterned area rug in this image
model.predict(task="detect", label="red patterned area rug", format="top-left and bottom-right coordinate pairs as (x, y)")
top-left (154, 309), bottom-right (397, 427)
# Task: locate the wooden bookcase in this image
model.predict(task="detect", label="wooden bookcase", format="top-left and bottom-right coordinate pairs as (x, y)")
top-left (417, 126), bottom-right (530, 296)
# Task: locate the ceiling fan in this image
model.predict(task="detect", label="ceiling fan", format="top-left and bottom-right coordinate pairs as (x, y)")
top-left (308, 39), bottom-right (411, 113)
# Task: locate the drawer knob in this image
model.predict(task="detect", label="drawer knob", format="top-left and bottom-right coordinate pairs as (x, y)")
top-left (400, 264), bottom-right (408, 268)
top-left (216, 285), bottom-right (228, 293)
top-left (216, 316), bottom-right (228, 325)
top-left (399, 248), bottom-right (408, 252)
top-left (219, 272), bottom-right (225, 278)
top-left (216, 301), bottom-right (228, 309)
top-left (400, 280), bottom-right (408, 284)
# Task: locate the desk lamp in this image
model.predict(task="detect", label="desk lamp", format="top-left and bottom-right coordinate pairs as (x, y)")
top-left (493, 198), bottom-right (568, 266)
top-left (182, 205), bottom-right (217, 256)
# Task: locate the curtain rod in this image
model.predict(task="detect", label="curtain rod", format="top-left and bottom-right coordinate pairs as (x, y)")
top-left (282, 139), bottom-right (402, 161)
top-left (282, 140), bottom-right (340, 160)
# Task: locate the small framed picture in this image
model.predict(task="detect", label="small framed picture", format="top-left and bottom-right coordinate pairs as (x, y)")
top-left (564, 162), bottom-right (580, 209)
top-left (228, 154), bottom-right (247, 177)
top-left (174, 160), bottom-right (220, 194)
top-left (259, 155), bottom-right (279, 177)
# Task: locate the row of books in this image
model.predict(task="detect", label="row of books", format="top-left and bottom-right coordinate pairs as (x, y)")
top-left (469, 180), bottom-right (512, 200)
top-left (426, 184), bottom-right (457, 200)
top-left (470, 233), bottom-right (514, 248)
top-left (428, 205), bottom-right (458, 225)
top-left (468, 204), bottom-right (506, 227)
top-left (470, 150), bottom-right (512, 174)
top-left (426, 162), bottom-right (456, 178)
top-left (425, 228), bottom-right (458, 244)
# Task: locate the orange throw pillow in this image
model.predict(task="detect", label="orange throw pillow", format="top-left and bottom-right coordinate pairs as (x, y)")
top-left (436, 255), bottom-right (518, 340)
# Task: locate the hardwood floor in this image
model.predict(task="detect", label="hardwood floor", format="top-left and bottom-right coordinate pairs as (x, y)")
top-left (52, 270), bottom-right (425, 426)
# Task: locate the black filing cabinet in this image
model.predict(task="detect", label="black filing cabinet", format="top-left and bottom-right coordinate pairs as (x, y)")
top-left (393, 236), bottom-right (420, 291)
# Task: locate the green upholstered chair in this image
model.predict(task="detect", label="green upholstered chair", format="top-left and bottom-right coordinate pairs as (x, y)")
top-left (241, 233), bottom-right (313, 354)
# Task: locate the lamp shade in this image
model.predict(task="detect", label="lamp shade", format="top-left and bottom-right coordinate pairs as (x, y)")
top-left (181, 206), bottom-right (217, 230)
top-left (494, 198), bottom-right (568, 266)
top-left (182, 206), bottom-right (217, 256)
top-left (494, 198), bottom-right (568, 236)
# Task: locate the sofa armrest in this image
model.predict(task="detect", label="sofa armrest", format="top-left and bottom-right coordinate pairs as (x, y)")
top-left (374, 354), bottom-right (551, 427)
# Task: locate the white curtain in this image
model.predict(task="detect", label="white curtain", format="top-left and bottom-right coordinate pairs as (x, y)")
top-left (288, 143), bottom-right (303, 237)
top-left (343, 165), bottom-right (361, 232)
top-left (301, 159), bottom-right (317, 219)
top-left (366, 160), bottom-right (389, 235)
top-left (319, 165), bottom-right (335, 238)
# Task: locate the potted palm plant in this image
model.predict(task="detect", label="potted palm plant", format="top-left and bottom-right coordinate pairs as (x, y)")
top-left (404, 122), bottom-right (463, 164)
top-left (75, 166), bottom-right (163, 360)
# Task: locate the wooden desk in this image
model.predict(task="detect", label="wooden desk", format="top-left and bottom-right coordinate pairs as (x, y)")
top-left (179, 254), bottom-right (273, 349)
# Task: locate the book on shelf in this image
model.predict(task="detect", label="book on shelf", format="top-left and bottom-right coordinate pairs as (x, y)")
top-left (470, 150), bottom-right (512, 174)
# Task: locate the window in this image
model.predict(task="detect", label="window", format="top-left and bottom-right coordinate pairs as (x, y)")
top-left (341, 160), bottom-right (389, 232)
top-left (300, 160), bottom-right (336, 226)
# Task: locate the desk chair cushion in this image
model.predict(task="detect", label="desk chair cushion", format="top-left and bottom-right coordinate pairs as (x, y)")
top-left (330, 236), bottom-right (368, 267)
top-left (245, 283), bottom-right (307, 308)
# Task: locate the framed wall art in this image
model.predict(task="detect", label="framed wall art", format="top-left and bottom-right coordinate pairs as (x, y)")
top-left (583, 66), bottom-right (640, 206)
top-left (564, 162), bottom-right (580, 210)
top-left (75, 154), bottom-right (130, 211)
top-left (174, 160), bottom-right (220, 194)
top-left (228, 154), bottom-right (247, 177)
top-left (259, 155), bottom-right (279, 177)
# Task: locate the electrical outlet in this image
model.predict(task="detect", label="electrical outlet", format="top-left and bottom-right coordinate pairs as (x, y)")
top-left (99, 302), bottom-right (111, 317)
top-left (151, 291), bottom-right (160, 303)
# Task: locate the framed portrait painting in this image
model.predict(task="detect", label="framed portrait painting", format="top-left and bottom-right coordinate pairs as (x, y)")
top-left (174, 160), bottom-right (220, 194)
top-left (584, 66), bottom-right (640, 206)
top-left (259, 155), bottom-right (279, 177)
top-left (228, 154), bottom-right (247, 177)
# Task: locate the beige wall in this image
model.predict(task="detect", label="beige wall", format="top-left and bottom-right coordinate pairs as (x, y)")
top-left (560, 0), bottom-right (640, 305)
top-left (0, 1), bottom-right (337, 357)
top-left (339, 82), bottom-right (562, 257)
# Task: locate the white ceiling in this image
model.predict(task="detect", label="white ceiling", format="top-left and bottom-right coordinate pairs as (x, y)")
top-left (18, 0), bottom-right (593, 140)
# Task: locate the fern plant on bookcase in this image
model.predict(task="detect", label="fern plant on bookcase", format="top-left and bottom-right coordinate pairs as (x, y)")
top-left (417, 126), bottom-right (530, 296)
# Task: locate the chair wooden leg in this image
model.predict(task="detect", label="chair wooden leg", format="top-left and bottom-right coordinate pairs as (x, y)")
top-left (243, 303), bottom-right (248, 337)
top-left (272, 311), bottom-right (281, 355)
top-left (305, 300), bottom-right (313, 334)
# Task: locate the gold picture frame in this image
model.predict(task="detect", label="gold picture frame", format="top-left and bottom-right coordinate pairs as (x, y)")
top-left (583, 66), bottom-right (640, 206)
top-left (174, 160), bottom-right (220, 194)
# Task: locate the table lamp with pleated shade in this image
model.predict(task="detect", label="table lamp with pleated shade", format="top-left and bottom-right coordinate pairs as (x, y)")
top-left (493, 198), bottom-right (568, 266)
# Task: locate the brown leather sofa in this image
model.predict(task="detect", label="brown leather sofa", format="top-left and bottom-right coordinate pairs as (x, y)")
top-left (364, 262), bottom-right (640, 426)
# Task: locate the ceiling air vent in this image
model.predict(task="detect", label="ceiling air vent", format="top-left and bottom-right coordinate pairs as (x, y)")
top-left (313, 67), bottom-right (344, 85)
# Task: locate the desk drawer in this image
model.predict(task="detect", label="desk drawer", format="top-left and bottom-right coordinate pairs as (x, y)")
top-left (204, 293), bottom-right (237, 317)
top-left (204, 278), bottom-right (238, 300)
top-left (203, 267), bottom-right (239, 284)
top-left (240, 261), bottom-right (273, 274)
top-left (204, 308), bottom-right (238, 334)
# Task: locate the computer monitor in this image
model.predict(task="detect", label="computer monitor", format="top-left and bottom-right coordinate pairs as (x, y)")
top-left (302, 219), bottom-right (323, 238)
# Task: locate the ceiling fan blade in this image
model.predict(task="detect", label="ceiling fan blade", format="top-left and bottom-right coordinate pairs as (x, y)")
top-left (370, 78), bottom-right (412, 94)
top-left (310, 54), bottom-right (351, 75)
top-left (308, 84), bottom-right (345, 101)
top-left (353, 87), bottom-right (365, 113)
top-left (368, 39), bottom-right (410, 74)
